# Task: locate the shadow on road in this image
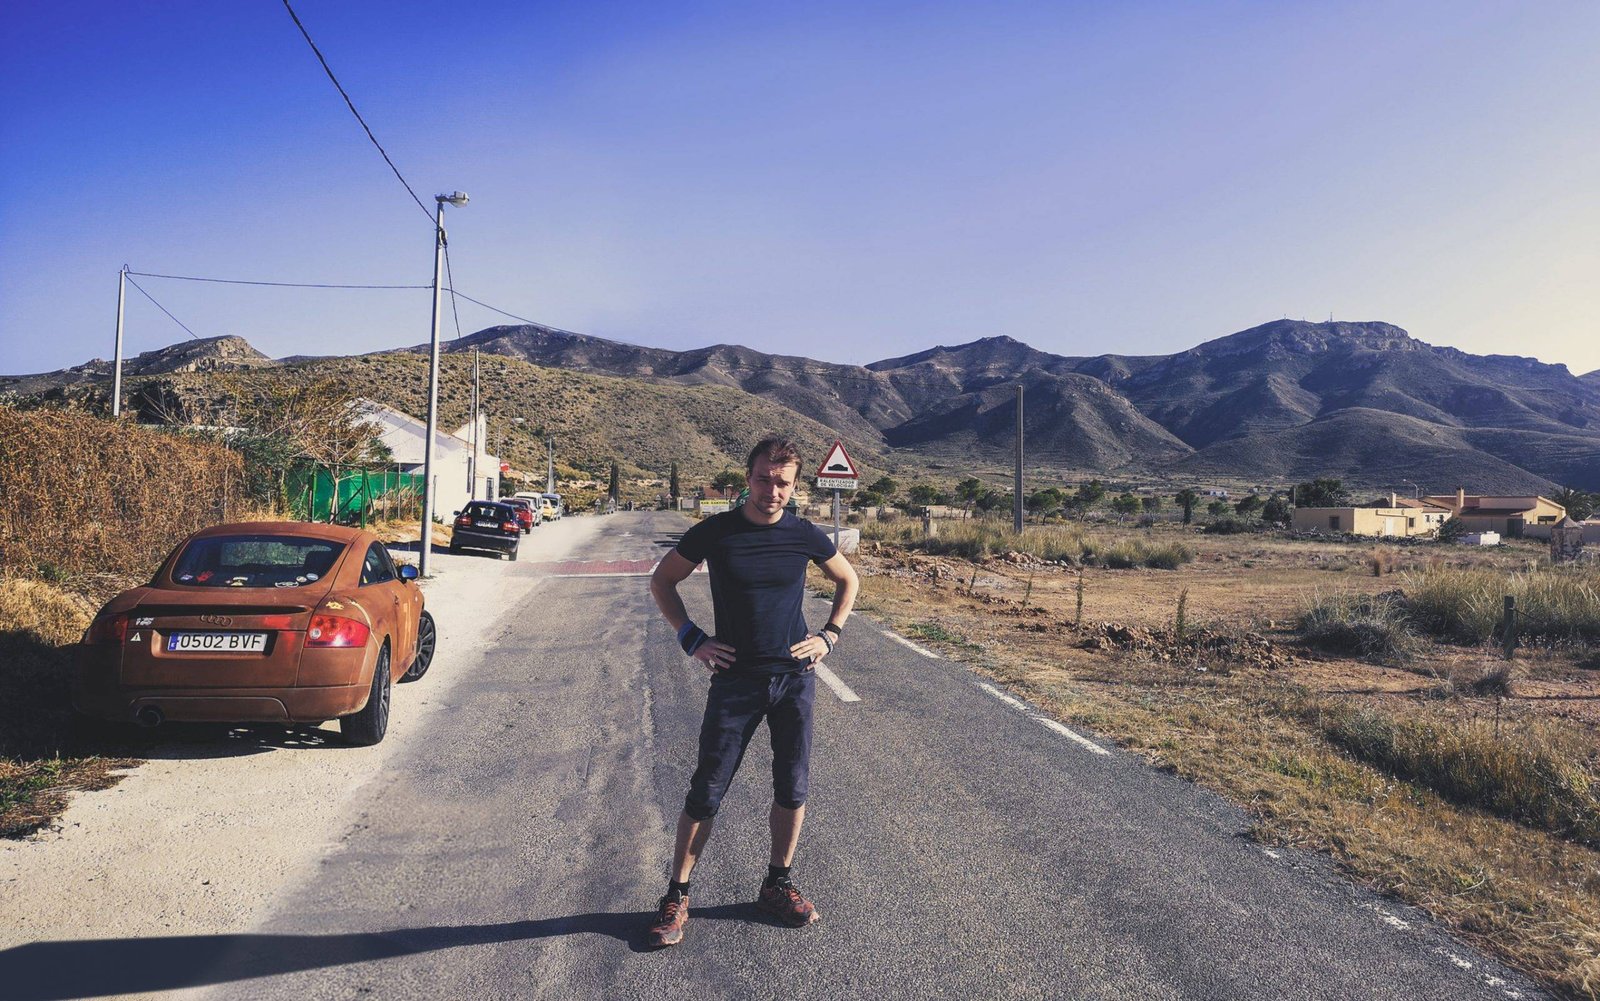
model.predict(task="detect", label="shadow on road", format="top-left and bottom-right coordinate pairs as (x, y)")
top-left (0, 904), bottom-right (775, 999)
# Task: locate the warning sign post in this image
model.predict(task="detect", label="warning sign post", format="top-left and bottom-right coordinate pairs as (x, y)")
top-left (814, 439), bottom-right (859, 546)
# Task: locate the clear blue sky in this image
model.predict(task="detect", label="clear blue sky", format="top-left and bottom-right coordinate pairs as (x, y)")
top-left (3, 1), bottom-right (1597, 377)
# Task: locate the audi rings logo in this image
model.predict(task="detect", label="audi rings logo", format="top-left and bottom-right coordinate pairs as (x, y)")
top-left (199, 613), bottom-right (233, 627)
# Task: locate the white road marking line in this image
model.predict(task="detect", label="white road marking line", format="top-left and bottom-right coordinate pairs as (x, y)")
top-left (884, 631), bottom-right (941, 659)
top-left (978, 683), bottom-right (1110, 756)
top-left (814, 664), bottom-right (860, 703)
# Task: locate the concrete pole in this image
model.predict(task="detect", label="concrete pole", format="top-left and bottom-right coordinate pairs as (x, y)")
top-left (547, 437), bottom-right (555, 494)
top-left (1013, 384), bottom-right (1024, 534)
top-left (419, 201), bottom-right (447, 577)
top-left (111, 266), bottom-right (127, 417)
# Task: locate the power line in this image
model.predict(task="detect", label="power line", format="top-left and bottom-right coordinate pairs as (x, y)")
top-left (446, 289), bottom-right (544, 327)
top-left (129, 270), bottom-right (429, 290)
top-left (442, 245), bottom-right (464, 340)
top-left (279, 0), bottom-right (434, 223)
top-left (125, 276), bottom-right (201, 341)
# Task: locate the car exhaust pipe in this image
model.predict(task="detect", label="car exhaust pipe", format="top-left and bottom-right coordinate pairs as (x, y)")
top-left (135, 706), bottom-right (164, 728)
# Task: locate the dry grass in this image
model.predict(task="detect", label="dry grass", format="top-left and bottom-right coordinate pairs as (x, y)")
top-left (861, 518), bottom-right (1194, 569)
top-left (1405, 565), bottom-right (1600, 646)
top-left (0, 577), bottom-right (138, 838)
top-left (1297, 590), bottom-right (1419, 663)
top-left (834, 538), bottom-right (1600, 1000)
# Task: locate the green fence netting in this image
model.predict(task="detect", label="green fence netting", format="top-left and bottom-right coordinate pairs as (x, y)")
top-left (286, 465), bottom-right (426, 525)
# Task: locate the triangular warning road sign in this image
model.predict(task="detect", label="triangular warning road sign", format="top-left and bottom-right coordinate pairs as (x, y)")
top-left (815, 439), bottom-right (859, 479)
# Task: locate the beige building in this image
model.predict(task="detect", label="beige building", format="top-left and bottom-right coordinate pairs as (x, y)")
top-left (1421, 490), bottom-right (1567, 538)
top-left (1291, 493), bottom-right (1451, 537)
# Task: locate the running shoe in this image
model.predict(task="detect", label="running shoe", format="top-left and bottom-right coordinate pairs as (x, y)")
top-left (757, 877), bottom-right (820, 927)
top-left (648, 893), bottom-right (689, 948)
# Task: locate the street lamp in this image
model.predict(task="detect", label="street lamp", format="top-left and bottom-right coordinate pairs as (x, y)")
top-left (419, 191), bottom-right (469, 578)
top-left (1402, 478), bottom-right (1420, 499)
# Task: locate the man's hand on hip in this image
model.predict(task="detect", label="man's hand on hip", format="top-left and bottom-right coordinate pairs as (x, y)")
top-left (789, 634), bottom-right (831, 668)
top-left (694, 638), bottom-right (738, 672)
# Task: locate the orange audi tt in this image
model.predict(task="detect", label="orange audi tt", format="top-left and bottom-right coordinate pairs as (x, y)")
top-left (74, 522), bottom-right (435, 745)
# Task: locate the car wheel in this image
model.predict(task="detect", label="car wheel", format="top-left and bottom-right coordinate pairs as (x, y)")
top-left (509, 545), bottom-right (520, 562)
top-left (448, 542), bottom-right (459, 554)
top-left (340, 645), bottom-right (391, 746)
top-left (401, 611), bottom-right (435, 683)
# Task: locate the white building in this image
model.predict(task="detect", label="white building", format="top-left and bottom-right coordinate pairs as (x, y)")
top-left (359, 400), bottom-right (499, 519)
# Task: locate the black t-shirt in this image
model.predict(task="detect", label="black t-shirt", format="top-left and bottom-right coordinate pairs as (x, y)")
top-left (675, 510), bottom-right (838, 675)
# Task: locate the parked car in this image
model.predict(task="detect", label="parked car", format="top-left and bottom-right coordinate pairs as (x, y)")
top-left (449, 501), bottom-right (522, 560)
top-left (540, 493), bottom-right (564, 520)
top-left (73, 522), bottom-right (435, 745)
top-left (500, 496), bottom-right (540, 533)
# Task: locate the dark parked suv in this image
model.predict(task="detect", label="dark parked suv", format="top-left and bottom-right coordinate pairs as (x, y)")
top-left (449, 501), bottom-right (522, 560)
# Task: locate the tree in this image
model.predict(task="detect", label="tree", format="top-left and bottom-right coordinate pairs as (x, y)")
top-left (1552, 487), bottom-right (1594, 522)
top-left (867, 476), bottom-right (899, 502)
top-left (1027, 487), bottom-right (1066, 517)
top-left (975, 489), bottom-right (1008, 512)
top-left (1234, 494), bottom-right (1265, 517)
top-left (1075, 479), bottom-right (1106, 509)
top-left (908, 483), bottom-right (943, 507)
top-left (954, 477), bottom-right (985, 517)
top-left (669, 462), bottom-right (680, 504)
top-left (853, 490), bottom-right (884, 509)
top-left (1293, 477), bottom-right (1349, 508)
top-left (1206, 499), bottom-right (1229, 517)
top-left (1110, 493), bottom-right (1141, 521)
top-left (608, 462), bottom-right (620, 501)
top-left (1174, 488), bottom-right (1200, 525)
top-left (1141, 495), bottom-right (1163, 514)
top-left (1261, 494), bottom-right (1292, 525)
top-left (711, 469), bottom-right (744, 498)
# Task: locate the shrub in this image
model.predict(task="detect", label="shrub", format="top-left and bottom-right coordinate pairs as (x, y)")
top-left (1297, 591), bottom-right (1418, 662)
top-left (1403, 566), bottom-right (1600, 646)
top-left (1201, 516), bottom-right (1252, 535)
top-left (1314, 701), bottom-right (1600, 849)
top-left (1368, 546), bottom-right (1399, 577)
top-left (859, 519), bottom-right (1192, 569)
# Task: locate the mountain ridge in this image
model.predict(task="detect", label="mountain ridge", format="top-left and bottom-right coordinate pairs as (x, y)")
top-left (5, 321), bottom-right (1598, 491)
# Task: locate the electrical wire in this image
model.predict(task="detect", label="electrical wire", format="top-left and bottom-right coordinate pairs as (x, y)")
top-left (129, 270), bottom-right (429, 290)
top-left (279, 0), bottom-right (434, 223)
top-left (445, 290), bottom-right (545, 327)
top-left (442, 245), bottom-right (464, 340)
top-left (125, 276), bottom-right (201, 341)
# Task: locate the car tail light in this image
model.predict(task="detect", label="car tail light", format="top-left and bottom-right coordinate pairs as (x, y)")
top-left (306, 613), bottom-right (370, 648)
top-left (84, 611), bottom-right (128, 644)
top-left (501, 521), bottom-right (518, 532)
top-left (455, 515), bottom-right (472, 527)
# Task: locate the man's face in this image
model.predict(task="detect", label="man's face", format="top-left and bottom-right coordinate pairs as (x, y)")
top-left (745, 456), bottom-right (799, 520)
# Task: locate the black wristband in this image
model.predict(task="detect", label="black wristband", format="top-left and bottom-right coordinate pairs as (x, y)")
top-left (821, 622), bottom-right (842, 638)
top-left (677, 622), bottom-right (709, 656)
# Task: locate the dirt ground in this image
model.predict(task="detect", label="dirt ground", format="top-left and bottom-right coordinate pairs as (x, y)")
top-left (851, 527), bottom-right (1600, 729)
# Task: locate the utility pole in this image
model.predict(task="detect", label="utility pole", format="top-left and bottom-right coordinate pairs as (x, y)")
top-left (1013, 384), bottom-right (1024, 534)
top-left (419, 191), bottom-right (469, 578)
top-left (468, 348), bottom-right (479, 499)
top-left (546, 436), bottom-right (556, 494)
top-left (111, 266), bottom-right (127, 417)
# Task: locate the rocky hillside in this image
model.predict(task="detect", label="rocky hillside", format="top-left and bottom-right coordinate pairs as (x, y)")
top-left (7, 320), bottom-right (1600, 491)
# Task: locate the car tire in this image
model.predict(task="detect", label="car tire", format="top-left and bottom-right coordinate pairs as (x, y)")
top-left (509, 546), bottom-right (519, 562)
top-left (341, 645), bottom-right (391, 746)
top-left (401, 611), bottom-right (435, 683)
top-left (448, 542), bottom-right (459, 554)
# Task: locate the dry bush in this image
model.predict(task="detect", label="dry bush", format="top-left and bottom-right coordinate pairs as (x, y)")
top-left (1404, 565), bottom-right (1600, 646)
top-left (1297, 591), bottom-right (1418, 663)
top-left (0, 406), bottom-right (244, 587)
top-left (1314, 700), bottom-right (1600, 850)
top-left (1368, 546), bottom-right (1399, 576)
top-left (860, 519), bottom-right (1193, 569)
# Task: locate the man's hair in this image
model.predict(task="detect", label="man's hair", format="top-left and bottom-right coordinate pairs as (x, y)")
top-left (746, 436), bottom-right (803, 474)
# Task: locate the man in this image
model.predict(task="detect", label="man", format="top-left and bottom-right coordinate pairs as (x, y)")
top-left (646, 437), bottom-right (860, 948)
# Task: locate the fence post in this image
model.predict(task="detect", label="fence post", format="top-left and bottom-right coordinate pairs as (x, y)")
top-left (1501, 595), bottom-right (1517, 660)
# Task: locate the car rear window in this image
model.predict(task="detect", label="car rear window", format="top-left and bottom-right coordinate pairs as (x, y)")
top-left (172, 536), bottom-right (346, 588)
top-left (464, 504), bottom-right (510, 520)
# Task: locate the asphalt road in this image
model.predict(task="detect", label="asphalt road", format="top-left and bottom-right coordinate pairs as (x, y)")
top-left (10, 511), bottom-right (1549, 1000)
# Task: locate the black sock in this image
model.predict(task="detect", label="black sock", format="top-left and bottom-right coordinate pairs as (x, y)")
top-left (764, 864), bottom-right (791, 888)
top-left (666, 879), bottom-right (690, 900)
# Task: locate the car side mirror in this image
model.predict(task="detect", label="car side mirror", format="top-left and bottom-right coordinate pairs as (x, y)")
top-left (398, 564), bottom-right (419, 581)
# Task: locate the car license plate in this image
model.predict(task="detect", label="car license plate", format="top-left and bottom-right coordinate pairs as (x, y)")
top-left (475, 519), bottom-right (497, 527)
top-left (166, 631), bottom-right (269, 653)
